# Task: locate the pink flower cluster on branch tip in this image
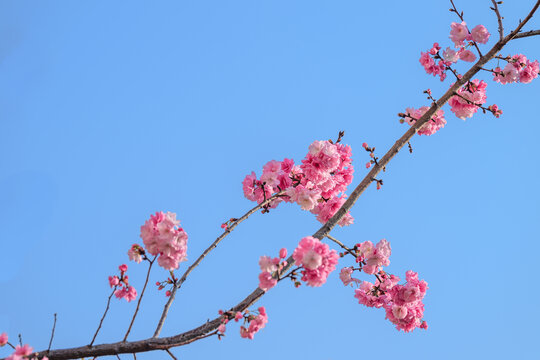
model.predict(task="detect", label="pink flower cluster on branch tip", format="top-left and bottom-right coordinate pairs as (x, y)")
top-left (109, 264), bottom-right (137, 302)
top-left (292, 236), bottom-right (339, 287)
top-left (0, 332), bottom-right (7, 346)
top-left (217, 307), bottom-right (268, 340)
top-left (338, 238), bottom-right (428, 332)
top-left (140, 211), bottom-right (188, 271)
top-left (258, 248), bottom-right (288, 291)
top-left (242, 139), bottom-right (354, 226)
top-left (240, 307), bottom-right (268, 340)
top-left (493, 54), bottom-right (539, 85)
top-left (127, 244), bottom-right (145, 263)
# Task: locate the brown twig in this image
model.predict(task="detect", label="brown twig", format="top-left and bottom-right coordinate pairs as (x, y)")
top-left (89, 287), bottom-right (116, 347)
top-left (491, 0), bottom-right (505, 41)
top-left (165, 349), bottom-right (178, 360)
top-left (153, 190), bottom-right (285, 337)
top-left (48, 313), bottom-right (57, 352)
top-left (512, 29), bottom-right (540, 39)
top-left (123, 256), bottom-right (157, 341)
top-left (326, 234), bottom-right (356, 257)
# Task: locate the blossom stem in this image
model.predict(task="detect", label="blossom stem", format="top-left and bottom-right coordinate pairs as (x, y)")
top-left (326, 234), bottom-right (356, 257)
top-left (123, 256), bottom-right (157, 342)
top-left (490, 0), bottom-right (505, 41)
top-left (90, 287), bottom-right (117, 347)
top-left (48, 313), bottom-right (57, 352)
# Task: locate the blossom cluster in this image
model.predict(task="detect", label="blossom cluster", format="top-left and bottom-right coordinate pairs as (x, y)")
top-left (0, 334), bottom-right (45, 360)
top-left (139, 211), bottom-right (188, 271)
top-left (493, 54), bottom-right (539, 85)
top-left (242, 139), bottom-right (354, 226)
top-left (410, 19), bottom-right (538, 135)
top-left (448, 79), bottom-right (488, 119)
top-left (292, 236), bottom-right (339, 287)
top-left (109, 264), bottom-right (137, 302)
top-left (217, 307), bottom-right (268, 340)
top-left (258, 248), bottom-right (288, 291)
top-left (339, 239), bottom-right (428, 332)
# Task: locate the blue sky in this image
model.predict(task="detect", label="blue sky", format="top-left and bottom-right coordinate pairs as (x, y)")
top-left (1, 1), bottom-right (539, 359)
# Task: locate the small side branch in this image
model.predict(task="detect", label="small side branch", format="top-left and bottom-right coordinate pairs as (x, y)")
top-left (326, 234), bottom-right (356, 258)
top-left (165, 349), bottom-right (177, 360)
top-left (123, 256), bottom-right (157, 341)
top-left (48, 313), bottom-right (57, 352)
top-left (491, 0), bottom-right (505, 41)
top-left (512, 29), bottom-right (540, 39)
top-left (90, 287), bottom-right (116, 347)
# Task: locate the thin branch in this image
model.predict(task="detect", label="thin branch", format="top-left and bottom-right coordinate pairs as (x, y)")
top-left (153, 190), bottom-right (285, 338)
top-left (123, 256), bottom-right (157, 342)
top-left (26, 2), bottom-right (540, 359)
top-left (326, 234), bottom-right (356, 257)
top-left (165, 349), bottom-right (178, 360)
top-left (48, 313), bottom-right (57, 352)
top-left (512, 29), bottom-right (540, 39)
top-left (5, 342), bottom-right (15, 350)
top-left (491, 0), bottom-right (505, 41)
top-left (89, 287), bottom-right (116, 347)
top-left (115, 355), bottom-right (121, 360)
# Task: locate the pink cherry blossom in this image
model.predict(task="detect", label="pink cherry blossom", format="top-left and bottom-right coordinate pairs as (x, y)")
top-left (356, 239), bottom-right (391, 275)
top-left (127, 244), bottom-right (144, 263)
top-left (240, 307), bottom-right (268, 340)
top-left (279, 248), bottom-right (288, 259)
top-left (459, 49), bottom-right (476, 62)
top-left (14, 344), bottom-right (33, 356)
top-left (108, 275), bottom-right (119, 288)
top-left (0, 332), bottom-right (7, 346)
top-left (442, 47), bottom-right (459, 63)
top-left (339, 267), bottom-right (360, 287)
top-left (140, 211), bottom-right (188, 271)
top-left (115, 286), bottom-right (137, 302)
top-left (259, 256), bottom-right (278, 273)
top-left (471, 24), bottom-right (490, 44)
top-left (449, 21), bottom-right (469, 47)
top-left (487, 104), bottom-right (503, 118)
top-left (292, 236), bottom-right (339, 287)
top-left (119, 264), bottom-right (128, 273)
top-left (258, 271), bottom-right (277, 291)
top-left (218, 323), bottom-right (226, 333)
top-left (519, 59), bottom-right (539, 84)
top-left (235, 312), bottom-right (243, 322)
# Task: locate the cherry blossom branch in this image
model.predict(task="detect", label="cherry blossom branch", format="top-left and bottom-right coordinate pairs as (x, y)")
top-left (89, 287), bottom-right (117, 347)
top-left (153, 190), bottom-right (285, 338)
top-left (123, 256), bottom-right (157, 342)
top-left (512, 29), bottom-right (540, 39)
top-left (491, 0), bottom-right (505, 41)
top-left (20, 2), bottom-right (540, 360)
top-left (48, 313), bottom-right (57, 352)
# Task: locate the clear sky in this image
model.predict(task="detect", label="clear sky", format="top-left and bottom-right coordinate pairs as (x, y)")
top-left (1, 1), bottom-right (539, 359)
